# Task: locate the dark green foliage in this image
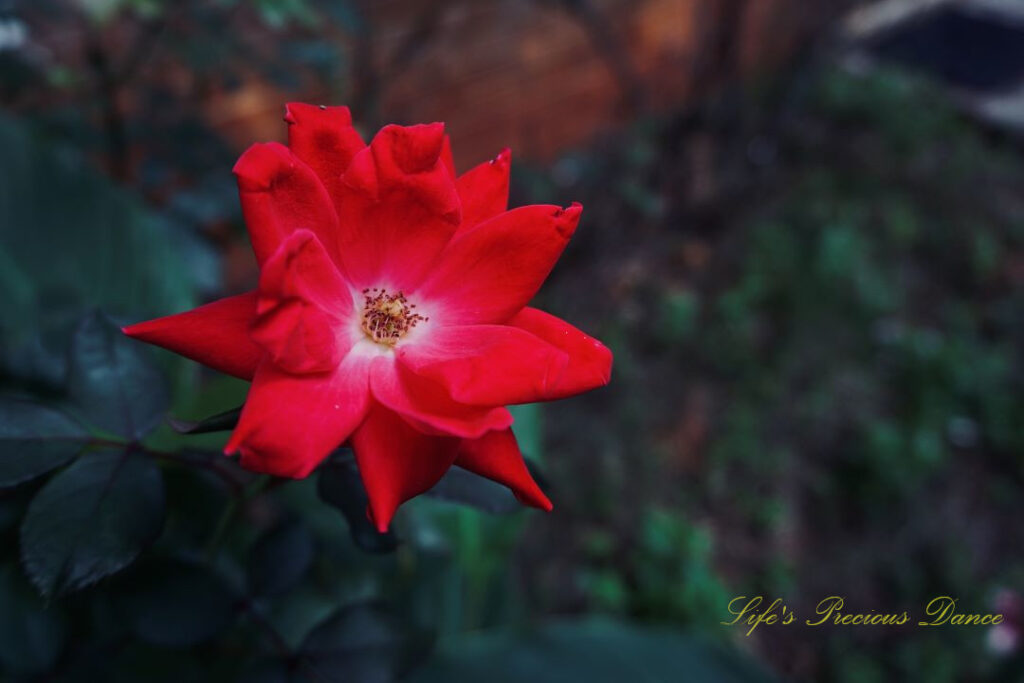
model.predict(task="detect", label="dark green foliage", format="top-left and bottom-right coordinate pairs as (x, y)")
top-left (19, 448), bottom-right (166, 598)
top-left (4, 314), bottom-right (172, 599)
top-left (169, 406), bottom-right (242, 435)
top-left (119, 559), bottom-right (238, 647)
top-left (0, 399), bottom-right (89, 487)
top-left (317, 455), bottom-right (399, 554)
top-left (67, 312), bottom-right (169, 441)
top-left (423, 466), bottom-right (521, 514)
top-left (298, 602), bottom-right (432, 682)
top-left (0, 114), bottom-right (211, 382)
top-left (519, 63), bottom-right (1024, 682)
top-left (234, 603), bottom-right (435, 683)
top-left (412, 619), bottom-right (777, 683)
top-left (248, 520), bottom-right (316, 598)
top-left (0, 564), bottom-right (67, 676)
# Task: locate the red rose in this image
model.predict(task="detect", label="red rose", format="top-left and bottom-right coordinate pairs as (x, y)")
top-left (124, 104), bottom-right (612, 530)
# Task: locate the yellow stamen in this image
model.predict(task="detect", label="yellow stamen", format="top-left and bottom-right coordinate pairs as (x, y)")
top-left (360, 288), bottom-right (427, 346)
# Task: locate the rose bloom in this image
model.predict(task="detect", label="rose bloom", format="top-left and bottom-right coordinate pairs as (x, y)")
top-left (125, 104), bottom-right (612, 530)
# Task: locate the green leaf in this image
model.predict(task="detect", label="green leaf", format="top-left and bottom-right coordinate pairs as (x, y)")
top-left (67, 312), bottom-right (169, 441)
top-left (236, 660), bottom-right (293, 683)
top-left (0, 113), bottom-right (209, 371)
top-left (156, 463), bottom-right (232, 551)
top-left (248, 519), bottom-right (315, 597)
top-left (20, 448), bottom-right (165, 598)
top-left (0, 398), bottom-right (90, 487)
top-left (508, 403), bottom-right (543, 459)
top-left (119, 560), bottom-right (237, 647)
top-left (424, 467), bottom-right (519, 514)
top-left (299, 602), bottom-right (431, 682)
top-left (411, 619), bottom-right (778, 683)
top-left (168, 405), bottom-right (241, 435)
top-left (0, 564), bottom-right (66, 676)
top-left (317, 455), bottom-right (398, 554)
top-left (0, 493), bottom-right (23, 534)
top-left (94, 645), bottom-right (207, 682)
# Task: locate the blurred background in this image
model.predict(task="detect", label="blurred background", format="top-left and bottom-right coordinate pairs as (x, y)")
top-left (1, 0), bottom-right (1023, 681)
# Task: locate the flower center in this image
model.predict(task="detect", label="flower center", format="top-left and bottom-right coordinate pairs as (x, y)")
top-left (360, 288), bottom-right (427, 346)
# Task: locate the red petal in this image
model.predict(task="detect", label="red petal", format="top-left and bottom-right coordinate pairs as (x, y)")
top-left (455, 148), bottom-right (510, 235)
top-left (336, 123), bottom-right (461, 291)
top-left (455, 429), bottom-right (552, 511)
top-left (122, 292), bottom-right (262, 380)
top-left (250, 300), bottom-right (343, 375)
top-left (225, 353), bottom-right (371, 478)
top-left (256, 229), bottom-right (352, 314)
top-left (417, 203), bottom-right (581, 324)
top-left (508, 307), bottom-right (612, 400)
top-left (251, 230), bottom-right (355, 374)
top-left (233, 142), bottom-right (340, 266)
top-left (351, 406), bottom-right (458, 532)
top-left (284, 103), bottom-right (365, 213)
top-left (439, 133), bottom-right (456, 177)
top-left (369, 356), bottom-right (512, 438)
top-left (397, 324), bottom-right (568, 405)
